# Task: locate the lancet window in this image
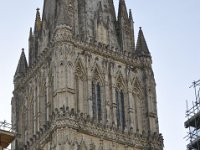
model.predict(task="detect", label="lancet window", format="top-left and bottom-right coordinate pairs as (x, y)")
top-left (75, 60), bottom-right (86, 113)
top-left (116, 88), bottom-right (125, 130)
top-left (92, 81), bottom-right (102, 122)
top-left (115, 73), bottom-right (126, 130)
top-left (91, 66), bottom-right (104, 122)
top-left (133, 79), bottom-right (144, 133)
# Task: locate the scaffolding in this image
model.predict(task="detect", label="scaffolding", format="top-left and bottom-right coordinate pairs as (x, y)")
top-left (185, 80), bottom-right (200, 150)
top-left (0, 120), bottom-right (15, 150)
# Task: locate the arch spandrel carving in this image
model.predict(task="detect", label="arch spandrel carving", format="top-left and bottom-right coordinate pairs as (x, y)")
top-left (132, 77), bottom-right (144, 98)
top-left (92, 63), bottom-right (105, 86)
top-left (115, 70), bottom-right (127, 92)
top-left (75, 58), bottom-right (87, 80)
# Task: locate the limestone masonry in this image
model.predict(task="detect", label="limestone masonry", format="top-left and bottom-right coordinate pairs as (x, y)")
top-left (11, 0), bottom-right (164, 149)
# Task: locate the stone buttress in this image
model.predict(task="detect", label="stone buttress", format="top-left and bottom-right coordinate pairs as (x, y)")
top-left (11, 0), bottom-right (164, 150)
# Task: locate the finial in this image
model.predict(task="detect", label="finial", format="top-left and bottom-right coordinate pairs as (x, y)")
top-left (34, 8), bottom-right (42, 33)
top-left (129, 9), bottom-right (133, 20)
top-left (22, 48), bottom-right (24, 52)
top-left (139, 27), bottom-right (142, 30)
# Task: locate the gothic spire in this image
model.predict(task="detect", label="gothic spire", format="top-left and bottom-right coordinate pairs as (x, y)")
top-left (129, 9), bottom-right (135, 52)
top-left (129, 9), bottom-right (133, 21)
top-left (14, 49), bottom-right (28, 80)
top-left (108, 0), bottom-right (117, 21)
top-left (34, 8), bottom-right (42, 34)
top-left (118, 0), bottom-right (129, 21)
top-left (135, 27), bottom-right (150, 56)
top-left (29, 27), bottom-right (33, 40)
top-left (42, 0), bottom-right (56, 28)
top-left (28, 27), bottom-right (34, 66)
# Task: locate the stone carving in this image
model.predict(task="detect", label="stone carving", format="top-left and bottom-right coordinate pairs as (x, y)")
top-left (12, 0), bottom-right (163, 150)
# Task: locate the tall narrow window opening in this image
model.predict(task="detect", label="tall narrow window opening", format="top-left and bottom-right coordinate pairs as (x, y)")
top-left (120, 90), bottom-right (125, 130)
top-left (92, 81), bottom-right (102, 122)
top-left (97, 83), bottom-right (101, 122)
top-left (116, 89), bottom-right (125, 130)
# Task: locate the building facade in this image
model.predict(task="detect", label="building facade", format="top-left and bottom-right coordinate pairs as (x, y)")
top-left (11, 0), bottom-right (163, 149)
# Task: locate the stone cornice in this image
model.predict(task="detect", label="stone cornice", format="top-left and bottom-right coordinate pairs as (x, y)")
top-left (14, 37), bottom-right (152, 91)
top-left (54, 38), bottom-right (153, 69)
top-left (26, 108), bottom-right (163, 149)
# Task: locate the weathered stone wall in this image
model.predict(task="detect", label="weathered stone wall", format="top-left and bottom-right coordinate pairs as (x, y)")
top-left (11, 0), bottom-right (163, 149)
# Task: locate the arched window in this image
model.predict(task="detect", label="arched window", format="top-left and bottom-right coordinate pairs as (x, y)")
top-left (116, 89), bottom-right (125, 130)
top-left (92, 81), bottom-right (102, 122)
top-left (75, 75), bottom-right (85, 113)
top-left (75, 60), bottom-right (86, 113)
top-left (133, 79), bottom-right (143, 133)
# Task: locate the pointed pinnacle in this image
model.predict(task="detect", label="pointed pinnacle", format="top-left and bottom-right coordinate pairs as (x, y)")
top-left (118, 0), bottom-right (128, 20)
top-left (29, 27), bottom-right (33, 40)
top-left (129, 9), bottom-right (133, 21)
top-left (35, 8), bottom-right (42, 32)
top-left (14, 49), bottom-right (28, 79)
top-left (136, 27), bottom-right (150, 56)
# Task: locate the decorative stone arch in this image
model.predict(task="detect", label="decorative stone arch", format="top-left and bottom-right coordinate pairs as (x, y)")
top-left (75, 58), bottom-right (87, 79)
top-left (114, 70), bottom-right (127, 130)
top-left (132, 77), bottom-right (145, 133)
top-left (115, 70), bottom-right (127, 92)
top-left (74, 58), bottom-right (87, 113)
top-left (132, 77), bottom-right (144, 98)
top-left (91, 63), bottom-right (105, 122)
top-left (91, 63), bottom-right (105, 86)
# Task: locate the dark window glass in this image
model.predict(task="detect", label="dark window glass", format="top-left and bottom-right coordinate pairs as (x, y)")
top-left (120, 90), bottom-right (125, 130)
top-left (97, 83), bottom-right (101, 121)
top-left (92, 81), bottom-right (102, 122)
top-left (116, 89), bottom-right (126, 130)
top-left (116, 90), bottom-right (120, 127)
top-left (92, 81), bottom-right (96, 119)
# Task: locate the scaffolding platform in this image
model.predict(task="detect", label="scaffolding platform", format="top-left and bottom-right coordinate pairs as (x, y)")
top-left (185, 80), bottom-right (200, 150)
top-left (0, 129), bottom-right (15, 148)
top-left (185, 110), bottom-right (200, 128)
top-left (0, 121), bottom-right (15, 149)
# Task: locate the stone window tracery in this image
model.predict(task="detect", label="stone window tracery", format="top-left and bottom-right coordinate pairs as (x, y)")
top-left (91, 65), bottom-right (104, 122)
top-left (115, 73), bottom-right (126, 130)
top-left (75, 60), bottom-right (86, 113)
top-left (133, 79), bottom-right (144, 133)
top-left (116, 88), bottom-right (125, 130)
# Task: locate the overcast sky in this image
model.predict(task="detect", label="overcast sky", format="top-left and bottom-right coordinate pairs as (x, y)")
top-left (0, 0), bottom-right (200, 149)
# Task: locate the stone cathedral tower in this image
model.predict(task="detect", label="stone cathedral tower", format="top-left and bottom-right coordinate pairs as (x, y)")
top-left (11, 0), bottom-right (163, 150)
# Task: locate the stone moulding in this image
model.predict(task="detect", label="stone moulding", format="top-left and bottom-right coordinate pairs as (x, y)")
top-left (26, 107), bottom-right (163, 149)
top-left (14, 37), bottom-right (152, 90)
